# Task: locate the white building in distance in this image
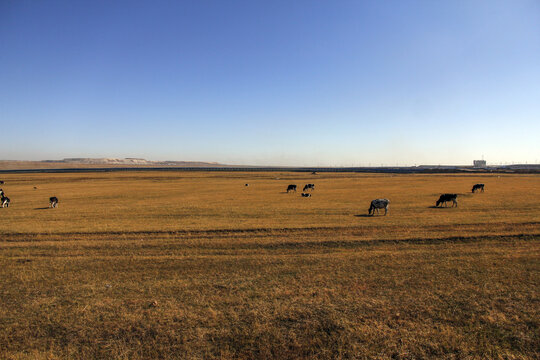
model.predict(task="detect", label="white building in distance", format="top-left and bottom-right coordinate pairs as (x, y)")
top-left (473, 160), bottom-right (487, 168)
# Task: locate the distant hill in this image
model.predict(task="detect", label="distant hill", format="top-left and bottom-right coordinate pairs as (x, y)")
top-left (0, 158), bottom-right (226, 170)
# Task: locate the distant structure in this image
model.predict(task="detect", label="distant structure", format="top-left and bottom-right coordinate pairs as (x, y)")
top-left (473, 160), bottom-right (487, 168)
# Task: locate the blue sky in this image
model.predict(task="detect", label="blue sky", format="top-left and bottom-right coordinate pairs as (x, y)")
top-left (1, 1), bottom-right (539, 166)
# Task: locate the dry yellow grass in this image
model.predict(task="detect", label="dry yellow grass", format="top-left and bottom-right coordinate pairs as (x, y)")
top-left (0, 172), bottom-right (538, 359)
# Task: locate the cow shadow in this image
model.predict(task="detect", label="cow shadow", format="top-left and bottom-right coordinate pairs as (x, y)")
top-left (34, 207), bottom-right (50, 210)
top-left (428, 206), bottom-right (456, 209)
top-left (354, 214), bottom-right (375, 218)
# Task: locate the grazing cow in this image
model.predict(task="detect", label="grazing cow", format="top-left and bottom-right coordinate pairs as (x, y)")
top-left (0, 181), bottom-right (4, 184)
top-left (0, 189), bottom-right (3, 197)
top-left (368, 199), bottom-right (390, 216)
top-left (303, 184), bottom-right (315, 192)
top-left (472, 184), bottom-right (484, 193)
top-left (1, 195), bottom-right (10, 208)
top-left (49, 196), bottom-right (59, 208)
top-left (436, 194), bottom-right (458, 207)
top-left (301, 193), bottom-right (311, 197)
top-left (286, 184), bottom-right (297, 193)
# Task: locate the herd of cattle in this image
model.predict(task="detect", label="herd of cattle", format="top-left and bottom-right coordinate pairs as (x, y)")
top-left (285, 183), bottom-right (315, 197)
top-left (0, 187), bottom-right (58, 208)
top-left (0, 180), bottom-right (486, 216)
top-left (282, 182), bottom-right (486, 216)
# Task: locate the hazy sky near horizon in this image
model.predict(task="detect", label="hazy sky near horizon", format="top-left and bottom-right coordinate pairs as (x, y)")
top-left (1, 1), bottom-right (539, 166)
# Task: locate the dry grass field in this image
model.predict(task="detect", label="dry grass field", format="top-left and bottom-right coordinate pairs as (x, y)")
top-left (0, 171), bottom-right (538, 359)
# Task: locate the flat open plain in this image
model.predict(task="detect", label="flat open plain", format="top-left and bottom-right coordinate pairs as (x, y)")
top-left (0, 172), bottom-right (538, 359)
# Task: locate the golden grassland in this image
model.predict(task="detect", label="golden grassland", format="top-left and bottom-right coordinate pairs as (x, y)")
top-left (0, 172), bottom-right (538, 359)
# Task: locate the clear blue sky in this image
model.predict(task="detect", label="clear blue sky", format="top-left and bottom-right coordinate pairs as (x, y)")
top-left (1, 1), bottom-right (539, 166)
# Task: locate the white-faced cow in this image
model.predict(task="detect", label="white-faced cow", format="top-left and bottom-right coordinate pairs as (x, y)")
top-left (1, 195), bottom-right (10, 208)
top-left (49, 196), bottom-right (59, 208)
top-left (301, 193), bottom-right (311, 197)
top-left (286, 184), bottom-right (297, 193)
top-left (368, 199), bottom-right (390, 216)
top-left (303, 184), bottom-right (315, 192)
top-left (472, 184), bottom-right (484, 193)
top-left (436, 194), bottom-right (458, 207)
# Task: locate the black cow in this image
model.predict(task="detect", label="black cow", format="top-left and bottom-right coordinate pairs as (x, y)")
top-left (286, 184), bottom-right (297, 193)
top-left (301, 193), bottom-right (311, 197)
top-left (369, 199), bottom-right (390, 216)
top-left (303, 184), bottom-right (315, 192)
top-left (0, 181), bottom-right (4, 184)
top-left (436, 194), bottom-right (458, 207)
top-left (472, 184), bottom-right (484, 193)
top-left (1, 195), bottom-right (10, 208)
top-left (49, 196), bottom-right (59, 208)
